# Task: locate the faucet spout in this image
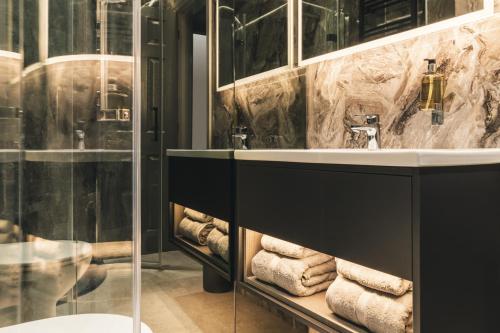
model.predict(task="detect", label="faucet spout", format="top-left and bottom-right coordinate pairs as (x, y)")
top-left (349, 114), bottom-right (381, 150)
top-left (75, 129), bottom-right (85, 150)
top-left (232, 126), bottom-right (248, 150)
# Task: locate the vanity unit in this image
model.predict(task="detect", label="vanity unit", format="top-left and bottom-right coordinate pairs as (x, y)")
top-left (166, 148), bottom-right (500, 332)
top-left (167, 149), bottom-right (236, 291)
top-left (235, 149), bottom-right (500, 333)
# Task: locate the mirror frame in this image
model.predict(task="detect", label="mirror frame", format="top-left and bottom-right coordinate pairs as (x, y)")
top-left (216, 0), bottom-right (294, 91)
top-left (298, 0), bottom-right (495, 66)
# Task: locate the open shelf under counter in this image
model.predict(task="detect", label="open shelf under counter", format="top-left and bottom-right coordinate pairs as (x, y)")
top-left (171, 203), bottom-right (232, 281)
top-left (245, 277), bottom-right (369, 333)
top-left (240, 229), bottom-right (373, 333)
top-left (174, 235), bottom-right (230, 279)
top-left (235, 154), bottom-right (500, 332)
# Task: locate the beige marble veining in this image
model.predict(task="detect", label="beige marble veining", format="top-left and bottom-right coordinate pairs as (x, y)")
top-left (22, 59), bottom-right (132, 149)
top-left (0, 55), bottom-right (21, 107)
top-left (234, 69), bottom-right (306, 148)
top-left (307, 14), bottom-right (500, 149)
top-left (213, 69), bottom-right (306, 149)
top-left (213, 11), bottom-right (500, 150)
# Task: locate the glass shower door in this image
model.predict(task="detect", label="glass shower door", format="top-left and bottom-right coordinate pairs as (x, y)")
top-left (0, 0), bottom-right (142, 331)
top-left (0, 0), bottom-right (23, 326)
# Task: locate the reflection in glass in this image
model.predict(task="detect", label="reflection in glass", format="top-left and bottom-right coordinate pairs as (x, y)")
top-left (302, 0), bottom-right (484, 61)
top-left (1, 0), bottom-right (135, 329)
top-left (302, 0), bottom-right (339, 60)
top-left (0, 0), bottom-right (20, 53)
top-left (234, 0), bottom-right (288, 80)
top-left (218, 0), bottom-right (235, 87)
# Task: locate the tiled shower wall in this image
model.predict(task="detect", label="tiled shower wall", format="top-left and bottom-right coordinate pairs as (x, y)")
top-left (213, 6), bottom-right (500, 149)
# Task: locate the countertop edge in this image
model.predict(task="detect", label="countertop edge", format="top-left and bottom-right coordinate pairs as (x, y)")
top-left (166, 149), bottom-right (234, 160)
top-left (234, 150), bottom-right (500, 167)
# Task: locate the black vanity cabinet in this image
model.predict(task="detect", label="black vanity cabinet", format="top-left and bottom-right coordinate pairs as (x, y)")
top-left (236, 159), bottom-right (500, 333)
top-left (167, 150), bottom-right (236, 283)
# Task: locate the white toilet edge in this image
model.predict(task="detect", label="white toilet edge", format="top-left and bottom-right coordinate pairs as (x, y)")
top-left (0, 314), bottom-right (153, 333)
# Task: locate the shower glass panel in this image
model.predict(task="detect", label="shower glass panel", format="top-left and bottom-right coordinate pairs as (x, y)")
top-left (0, 0), bottom-right (141, 330)
top-left (234, 0), bottom-right (289, 80)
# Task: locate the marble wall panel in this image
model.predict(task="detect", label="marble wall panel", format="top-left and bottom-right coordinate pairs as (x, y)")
top-left (0, 55), bottom-right (22, 149)
top-left (235, 70), bottom-right (306, 149)
top-left (0, 55), bottom-right (21, 107)
top-left (213, 69), bottom-right (307, 149)
top-left (307, 14), bottom-right (500, 148)
top-left (212, 88), bottom-right (235, 149)
top-left (214, 13), bottom-right (500, 149)
top-left (22, 59), bottom-right (132, 149)
top-left (0, 162), bottom-right (19, 224)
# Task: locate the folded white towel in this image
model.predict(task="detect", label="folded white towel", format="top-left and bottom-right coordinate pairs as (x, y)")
top-left (213, 218), bottom-right (229, 234)
top-left (207, 228), bottom-right (229, 262)
top-left (326, 276), bottom-right (413, 333)
top-left (252, 249), bottom-right (337, 296)
top-left (178, 217), bottom-right (215, 245)
top-left (184, 208), bottom-right (213, 223)
top-left (261, 235), bottom-right (318, 259)
top-left (336, 259), bottom-right (412, 296)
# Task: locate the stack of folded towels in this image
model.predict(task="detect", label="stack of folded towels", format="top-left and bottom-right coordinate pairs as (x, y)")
top-left (207, 218), bottom-right (230, 262)
top-left (326, 259), bottom-right (413, 333)
top-left (178, 208), bottom-right (215, 245)
top-left (251, 235), bottom-right (337, 297)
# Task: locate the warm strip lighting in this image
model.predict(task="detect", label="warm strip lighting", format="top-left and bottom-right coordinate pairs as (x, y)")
top-left (0, 50), bottom-right (22, 59)
top-left (22, 54), bottom-right (133, 77)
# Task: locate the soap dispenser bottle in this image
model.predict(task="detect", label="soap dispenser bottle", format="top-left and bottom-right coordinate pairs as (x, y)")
top-left (420, 59), bottom-right (445, 124)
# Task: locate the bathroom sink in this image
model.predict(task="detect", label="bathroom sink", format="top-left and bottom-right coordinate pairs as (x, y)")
top-left (24, 149), bottom-right (132, 163)
top-left (234, 149), bottom-right (500, 167)
top-left (167, 149), bottom-right (234, 159)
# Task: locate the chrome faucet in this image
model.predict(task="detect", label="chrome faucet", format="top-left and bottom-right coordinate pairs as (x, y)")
top-left (233, 126), bottom-right (248, 150)
top-left (350, 114), bottom-right (381, 150)
top-left (75, 129), bottom-right (85, 150)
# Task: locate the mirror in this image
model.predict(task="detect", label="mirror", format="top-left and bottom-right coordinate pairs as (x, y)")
top-left (217, 0), bottom-right (290, 88)
top-left (300, 0), bottom-right (484, 61)
top-left (217, 0), bottom-right (234, 88)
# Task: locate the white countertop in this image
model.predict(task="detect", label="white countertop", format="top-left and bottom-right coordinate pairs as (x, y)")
top-left (167, 149), bottom-right (234, 159)
top-left (234, 149), bottom-right (500, 167)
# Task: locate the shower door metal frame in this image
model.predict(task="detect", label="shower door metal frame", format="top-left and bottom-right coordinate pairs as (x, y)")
top-left (132, 0), bottom-right (142, 332)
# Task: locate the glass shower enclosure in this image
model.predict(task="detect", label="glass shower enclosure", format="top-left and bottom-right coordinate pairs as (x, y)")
top-left (0, 0), bottom-right (143, 331)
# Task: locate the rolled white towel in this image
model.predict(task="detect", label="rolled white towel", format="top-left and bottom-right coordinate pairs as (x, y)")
top-left (184, 208), bottom-right (213, 223)
top-left (261, 235), bottom-right (318, 259)
top-left (0, 220), bottom-right (20, 244)
top-left (336, 258), bottom-right (412, 296)
top-left (207, 228), bottom-right (229, 262)
top-left (178, 217), bottom-right (215, 245)
top-left (216, 234), bottom-right (229, 262)
top-left (213, 218), bottom-right (229, 234)
top-left (252, 249), bottom-right (337, 297)
top-left (326, 276), bottom-right (413, 333)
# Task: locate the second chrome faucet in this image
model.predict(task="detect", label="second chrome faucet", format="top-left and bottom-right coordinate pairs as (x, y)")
top-left (350, 114), bottom-right (381, 150)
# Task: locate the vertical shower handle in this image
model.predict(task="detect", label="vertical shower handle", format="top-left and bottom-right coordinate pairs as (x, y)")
top-left (152, 106), bottom-right (159, 141)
